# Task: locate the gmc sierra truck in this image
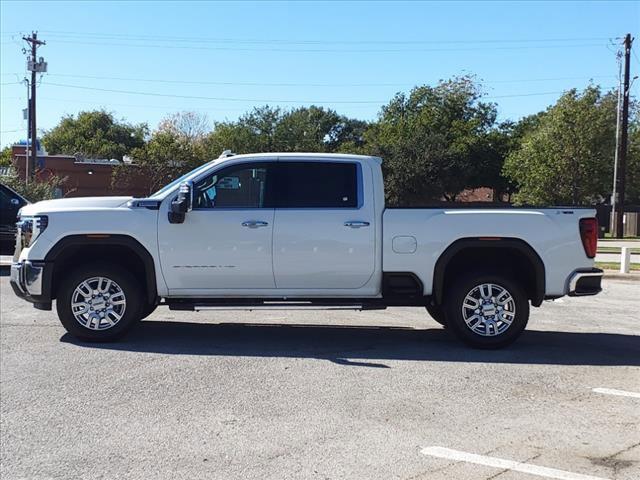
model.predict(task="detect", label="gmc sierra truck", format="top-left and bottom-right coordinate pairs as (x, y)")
top-left (10, 152), bottom-right (603, 348)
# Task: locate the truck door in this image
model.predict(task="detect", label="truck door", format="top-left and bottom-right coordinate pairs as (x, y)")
top-left (158, 161), bottom-right (277, 292)
top-left (272, 160), bottom-right (376, 289)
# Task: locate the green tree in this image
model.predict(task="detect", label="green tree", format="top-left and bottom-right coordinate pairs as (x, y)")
top-left (274, 106), bottom-right (367, 152)
top-left (503, 86), bottom-right (617, 205)
top-left (203, 105), bottom-right (368, 158)
top-left (476, 114), bottom-right (546, 201)
top-left (364, 75), bottom-right (499, 205)
top-left (626, 108), bottom-right (640, 203)
top-left (332, 118), bottom-right (368, 153)
top-left (203, 106), bottom-right (282, 157)
top-left (0, 146), bottom-right (12, 167)
top-left (43, 110), bottom-right (147, 160)
top-left (113, 131), bottom-right (206, 195)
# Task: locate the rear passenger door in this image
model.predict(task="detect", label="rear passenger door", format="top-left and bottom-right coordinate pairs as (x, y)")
top-left (272, 160), bottom-right (375, 290)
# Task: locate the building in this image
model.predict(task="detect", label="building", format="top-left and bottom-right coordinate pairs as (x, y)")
top-left (9, 143), bottom-right (151, 198)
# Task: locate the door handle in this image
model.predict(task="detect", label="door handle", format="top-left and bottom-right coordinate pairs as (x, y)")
top-left (242, 220), bottom-right (269, 228)
top-left (344, 221), bottom-right (370, 228)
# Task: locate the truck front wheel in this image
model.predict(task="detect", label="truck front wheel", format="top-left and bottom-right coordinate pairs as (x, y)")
top-left (444, 272), bottom-right (529, 349)
top-left (425, 305), bottom-right (447, 327)
top-left (56, 263), bottom-right (143, 342)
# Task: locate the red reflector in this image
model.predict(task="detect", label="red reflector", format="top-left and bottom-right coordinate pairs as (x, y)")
top-left (579, 218), bottom-right (598, 258)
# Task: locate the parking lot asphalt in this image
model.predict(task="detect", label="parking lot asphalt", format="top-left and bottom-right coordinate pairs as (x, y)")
top-left (1, 273), bottom-right (639, 480)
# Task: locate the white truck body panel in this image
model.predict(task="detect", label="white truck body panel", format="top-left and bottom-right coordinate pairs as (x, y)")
top-left (15, 153), bottom-right (596, 301)
top-left (383, 208), bottom-right (594, 297)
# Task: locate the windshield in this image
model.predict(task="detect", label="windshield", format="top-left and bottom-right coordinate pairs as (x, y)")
top-left (149, 160), bottom-right (217, 198)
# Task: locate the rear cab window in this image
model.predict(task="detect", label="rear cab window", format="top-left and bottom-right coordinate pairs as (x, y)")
top-left (274, 161), bottom-right (359, 208)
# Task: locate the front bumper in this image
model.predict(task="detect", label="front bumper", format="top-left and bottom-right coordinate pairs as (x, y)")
top-left (567, 268), bottom-right (603, 296)
top-left (10, 260), bottom-right (53, 310)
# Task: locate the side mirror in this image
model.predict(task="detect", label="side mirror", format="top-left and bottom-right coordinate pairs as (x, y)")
top-left (168, 181), bottom-right (193, 224)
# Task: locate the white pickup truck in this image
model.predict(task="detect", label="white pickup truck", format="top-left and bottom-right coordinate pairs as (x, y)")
top-left (11, 152), bottom-right (603, 348)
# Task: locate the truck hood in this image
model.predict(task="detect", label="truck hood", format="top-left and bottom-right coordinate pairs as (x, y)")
top-left (19, 196), bottom-right (133, 215)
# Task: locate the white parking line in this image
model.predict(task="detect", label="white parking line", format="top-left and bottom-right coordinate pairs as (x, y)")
top-left (592, 388), bottom-right (640, 399)
top-left (420, 446), bottom-right (609, 480)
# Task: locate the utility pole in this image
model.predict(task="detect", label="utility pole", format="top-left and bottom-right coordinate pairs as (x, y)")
top-left (613, 33), bottom-right (633, 238)
top-left (22, 32), bottom-right (46, 182)
top-left (610, 51), bottom-right (623, 236)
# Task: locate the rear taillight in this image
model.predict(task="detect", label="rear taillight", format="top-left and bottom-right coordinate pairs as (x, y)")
top-left (579, 217), bottom-right (598, 258)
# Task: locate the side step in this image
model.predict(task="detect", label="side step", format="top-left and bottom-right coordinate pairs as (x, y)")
top-left (164, 298), bottom-right (388, 312)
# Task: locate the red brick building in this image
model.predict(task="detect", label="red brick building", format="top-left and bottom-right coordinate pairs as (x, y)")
top-left (10, 144), bottom-right (151, 198)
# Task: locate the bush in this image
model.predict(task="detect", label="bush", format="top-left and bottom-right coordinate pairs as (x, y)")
top-left (1, 169), bottom-right (67, 203)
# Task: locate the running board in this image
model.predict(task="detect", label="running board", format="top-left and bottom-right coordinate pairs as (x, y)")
top-left (195, 304), bottom-right (365, 311)
top-left (165, 299), bottom-right (387, 311)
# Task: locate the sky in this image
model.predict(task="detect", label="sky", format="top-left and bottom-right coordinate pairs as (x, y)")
top-left (0, 0), bottom-right (638, 148)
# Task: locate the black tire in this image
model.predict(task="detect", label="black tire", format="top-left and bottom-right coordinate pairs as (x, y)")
top-left (425, 304), bottom-right (447, 326)
top-left (443, 272), bottom-right (529, 349)
top-left (140, 301), bottom-right (158, 320)
top-left (56, 263), bottom-right (143, 342)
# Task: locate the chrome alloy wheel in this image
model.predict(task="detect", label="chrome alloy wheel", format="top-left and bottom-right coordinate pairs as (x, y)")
top-left (461, 283), bottom-right (516, 337)
top-left (71, 276), bottom-right (126, 330)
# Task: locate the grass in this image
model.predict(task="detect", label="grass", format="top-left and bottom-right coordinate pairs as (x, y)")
top-left (602, 234), bottom-right (640, 240)
top-left (595, 261), bottom-right (640, 272)
top-left (597, 246), bottom-right (640, 254)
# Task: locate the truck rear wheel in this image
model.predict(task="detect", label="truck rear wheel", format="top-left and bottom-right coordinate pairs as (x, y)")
top-left (425, 305), bottom-right (447, 326)
top-left (56, 263), bottom-right (143, 342)
top-left (443, 272), bottom-right (529, 349)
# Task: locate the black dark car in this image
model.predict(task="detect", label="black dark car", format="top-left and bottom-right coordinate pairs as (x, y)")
top-left (1, 183), bottom-right (29, 250)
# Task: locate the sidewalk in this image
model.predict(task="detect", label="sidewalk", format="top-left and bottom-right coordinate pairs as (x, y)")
top-left (595, 252), bottom-right (639, 263)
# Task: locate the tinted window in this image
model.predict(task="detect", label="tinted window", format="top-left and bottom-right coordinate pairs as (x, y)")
top-left (192, 163), bottom-right (271, 209)
top-left (0, 187), bottom-right (19, 211)
top-left (275, 162), bottom-right (358, 208)
top-left (0, 187), bottom-right (9, 206)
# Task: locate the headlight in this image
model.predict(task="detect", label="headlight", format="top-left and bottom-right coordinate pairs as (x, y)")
top-left (18, 215), bottom-right (48, 247)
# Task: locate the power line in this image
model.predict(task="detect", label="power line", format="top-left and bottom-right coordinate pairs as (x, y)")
top-left (33, 30), bottom-right (613, 45)
top-left (0, 72), bottom-right (616, 88)
top-left (46, 38), bottom-right (607, 53)
top-left (34, 96), bottom-right (256, 112)
top-left (42, 81), bottom-right (388, 104)
top-left (42, 81), bottom-right (585, 104)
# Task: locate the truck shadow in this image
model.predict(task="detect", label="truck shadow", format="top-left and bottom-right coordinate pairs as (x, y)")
top-left (61, 321), bottom-right (640, 367)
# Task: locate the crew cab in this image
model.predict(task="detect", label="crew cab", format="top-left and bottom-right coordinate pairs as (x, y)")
top-left (10, 153), bottom-right (603, 348)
